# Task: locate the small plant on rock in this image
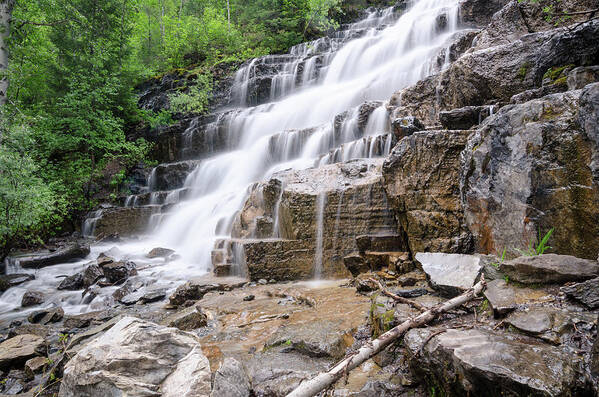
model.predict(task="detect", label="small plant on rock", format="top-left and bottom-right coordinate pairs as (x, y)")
top-left (517, 227), bottom-right (554, 256)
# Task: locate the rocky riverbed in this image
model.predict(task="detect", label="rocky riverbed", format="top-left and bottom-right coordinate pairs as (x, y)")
top-left (2, 0), bottom-right (599, 395)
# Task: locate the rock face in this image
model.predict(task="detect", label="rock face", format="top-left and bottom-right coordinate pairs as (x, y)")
top-left (210, 358), bottom-right (250, 397)
top-left (59, 317), bottom-right (211, 397)
top-left (415, 253), bottom-right (481, 296)
top-left (383, 130), bottom-right (473, 254)
top-left (0, 334), bottom-right (45, 371)
top-left (461, 85), bottom-right (599, 258)
top-left (405, 327), bottom-right (588, 396)
top-left (500, 254), bottom-right (599, 284)
top-left (227, 159), bottom-right (398, 279)
top-left (18, 244), bottom-right (90, 269)
top-left (90, 207), bottom-right (156, 238)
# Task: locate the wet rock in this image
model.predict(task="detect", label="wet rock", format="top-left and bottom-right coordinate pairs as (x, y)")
top-left (210, 357), bottom-right (250, 397)
top-left (18, 244), bottom-right (90, 269)
top-left (59, 317), bottom-right (211, 397)
top-left (118, 290), bottom-right (144, 305)
top-left (232, 159), bottom-right (398, 279)
top-left (149, 160), bottom-right (200, 191)
top-left (24, 356), bottom-right (48, 378)
top-left (505, 306), bottom-right (596, 344)
top-left (483, 279), bottom-right (551, 316)
top-left (439, 105), bottom-right (494, 130)
top-left (500, 254), bottom-right (599, 284)
top-left (462, 84), bottom-right (599, 259)
top-left (162, 306), bottom-right (207, 331)
top-left (593, 315), bottom-right (599, 376)
top-left (28, 307), bottom-right (64, 325)
top-left (102, 261), bottom-right (137, 284)
top-left (20, 291), bottom-right (44, 307)
top-left (0, 334), bottom-right (45, 370)
top-left (266, 320), bottom-right (353, 359)
top-left (169, 280), bottom-right (224, 306)
top-left (0, 370), bottom-right (27, 394)
top-left (459, 0), bottom-right (510, 28)
top-left (415, 253), bottom-right (481, 297)
top-left (82, 285), bottom-right (100, 304)
top-left (383, 130), bottom-right (473, 253)
top-left (510, 83), bottom-right (567, 104)
top-left (57, 264), bottom-right (103, 291)
top-left (405, 327), bottom-right (588, 396)
top-left (344, 253), bottom-right (369, 277)
top-left (138, 288), bottom-right (167, 304)
top-left (90, 206), bottom-right (155, 238)
top-left (567, 66), bottom-right (599, 90)
top-left (0, 274), bottom-right (35, 292)
top-left (112, 279), bottom-right (143, 301)
top-left (391, 116), bottom-right (424, 138)
top-left (146, 247), bottom-right (175, 259)
top-left (561, 278), bottom-right (599, 309)
top-left (8, 324), bottom-right (49, 339)
top-left (64, 311), bottom-right (112, 329)
top-left (243, 295), bottom-right (255, 302)
top-left (95, 253), bottom-right (114, 267)
top-left (391, 288), bottom-right (428, 298)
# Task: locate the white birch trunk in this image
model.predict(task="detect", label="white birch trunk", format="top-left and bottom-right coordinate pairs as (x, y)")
top-left (0, 0), bottom-right (15, 106)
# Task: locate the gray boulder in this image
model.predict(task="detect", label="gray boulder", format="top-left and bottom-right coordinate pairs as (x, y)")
top-left (18, 244), bottom-right (90, 269)
top-left (568, 66), bottom-right (599, 90)
top-left (20, 291), bottom-right (44, 307)
top-left (0, 274), bottom-right (34, 292)
top-left (59, 317), bottom-right (211, 397)
top-left (500, 254), bottom-right (599, 284)
top-left (0, 334), bottom-right (45, 371)
top-left (210, 358), bottom-right (250, 397)
top-left (415, 253), bottom-right (481, 297)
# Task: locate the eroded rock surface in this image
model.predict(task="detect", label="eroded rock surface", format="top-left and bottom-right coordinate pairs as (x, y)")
top-left (59, 317), bottom-right (211, 397)
top-left (500, 254), bottom-right (599, 284)
top-left (415, 252), bottom-right (481, 296)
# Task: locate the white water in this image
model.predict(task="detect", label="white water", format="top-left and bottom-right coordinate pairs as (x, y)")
top-left (1, 0), bottom-right (462, 319)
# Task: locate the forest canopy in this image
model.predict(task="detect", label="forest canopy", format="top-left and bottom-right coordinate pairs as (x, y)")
top-left (0, 0), bottom-right (347, 258)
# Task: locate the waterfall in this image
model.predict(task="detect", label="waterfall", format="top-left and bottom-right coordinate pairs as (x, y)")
top-left (149, 0), bottom-right (462, 273)
top-left (313, 192), bottom-right (327, 279)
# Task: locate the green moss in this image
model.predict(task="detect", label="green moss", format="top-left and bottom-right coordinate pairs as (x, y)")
top-left (543, 64), bottom-right (575, 82)
top-left (518, 62), bottom-right (530, 81)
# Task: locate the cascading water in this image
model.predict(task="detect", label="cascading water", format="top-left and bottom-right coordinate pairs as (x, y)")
top-left (0, 0), bottom-right (463, 318)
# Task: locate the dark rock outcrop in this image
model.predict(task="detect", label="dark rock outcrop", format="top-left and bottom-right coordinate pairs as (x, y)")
top-left (18, 244), bottom-right (90, 269)
top-left (561, 277), bottom-right (599, 309)
top-left (0, 274), bottom-right (34, 292)
top-left (20, 291), bottom-right (44, 307)
top-left (461, 84), bottom-right (599, 258)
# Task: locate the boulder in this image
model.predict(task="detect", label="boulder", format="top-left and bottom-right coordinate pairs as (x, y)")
top-left (146, 247), bottom-right (175, 259)
top-left (405, 327), bottom-right (589, 396)
top-left (20, 291), bottom-right (44, 307)
top-left (8, 324), bottom-right (49, 339)
top-left (561, 277), bottom-right (599, 309)
top-left (343, 253), bottom-right (369, 277)
top-left (567, 65), bottom-right (599, 90)
top-left (139, 288), bottom-right (167, 304)
top-left (102, 261), bottom-right (137, 284)
top-left (24, 356), bottom-right (48, 378)
top-left (149, 160), bottom-right (200, 191)
top-left (415, 253), bottom-right (481, 297)
top-left (383, 130), bottom-right (473, 253)
top-left (27, 307), bottom-right (64, 325)
top-left (510, 83), bottom-right (567, 104)
top-left (500, 254), bottom-right (599, 284)
top-left (59, 317), bottom-right (211, 397)
top-left (0, 274), bottom-right (34, 292)
top-left (18, 244), bottom-right (90, 269)
top-left (458, 0), bottom-right (510, 28)
top-left (64, 311), bottom-right (113, 329)
top-left (162, 306), bottom-right (207, 331)
top-left (483, 278), bottom-right (551, 316)
top-left (58, 264), bottom-right (103, 291)
top-left (0, 334), bottom-right (45, 371)
top-left (210, 357), bottom-right (250, 397)
top-left (169, 280), bottom-right (225, 306)
top-left (461, 85), bottom-right (599, 259)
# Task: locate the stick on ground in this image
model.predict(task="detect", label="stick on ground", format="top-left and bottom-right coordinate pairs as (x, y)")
top-left (286, 276), bottom-right (486, 397)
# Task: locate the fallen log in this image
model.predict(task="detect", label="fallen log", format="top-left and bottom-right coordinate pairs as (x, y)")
top-left (286, 276), bottom-right (486, 397)
top-left (366, 278), bottom-right (427, 312)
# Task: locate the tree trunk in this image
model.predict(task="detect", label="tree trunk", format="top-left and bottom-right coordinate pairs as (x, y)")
top-left (286, 278), bottom-right (487, 397)
top-left (0, 0), bottom-right (15, 106)
top-left (226, 0), bottom-right (230, 32)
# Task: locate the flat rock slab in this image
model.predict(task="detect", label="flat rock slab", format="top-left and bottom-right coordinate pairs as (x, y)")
top-left (405, 327), bottom-right (586, 396)
top-left (484, 279), bottom-right (552, 316)
top-left (561, 277), bottom-right (599, 309)
top-left (505, 306), bottom-right (597, 344)
top-left (415, 253), bottom-right (481, 296)
top-left (59, 317), bottom-right (211, 397)
top-left (0, 274), bottom-right (35, 292)
top-left (161, 306), bottom-right (207, 331)
top-left (0, 334), bottom-right (45, 371)
top-left (500, 254), bottom-right (599, 284)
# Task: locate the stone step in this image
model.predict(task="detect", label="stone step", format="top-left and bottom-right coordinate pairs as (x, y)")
top-left (120, 188), bottom-right (192, 207)
top-left (148, 160), bottom-right (201, 191)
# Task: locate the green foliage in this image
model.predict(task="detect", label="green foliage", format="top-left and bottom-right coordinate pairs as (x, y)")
top-left (516, 227), bottom-right (554, 256)
top-left (543, 64), bottom-right (574, 82)
top-left (0, 114), bottom-right (60, 258)
top-left (517, 62), bottom-right (530, 81)
top-left (490, 248), bottom-right (507, 269)
top-left (517, 0), bottom-right (573, 25)
top-left (168, 74), bottom-right (212, 114)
